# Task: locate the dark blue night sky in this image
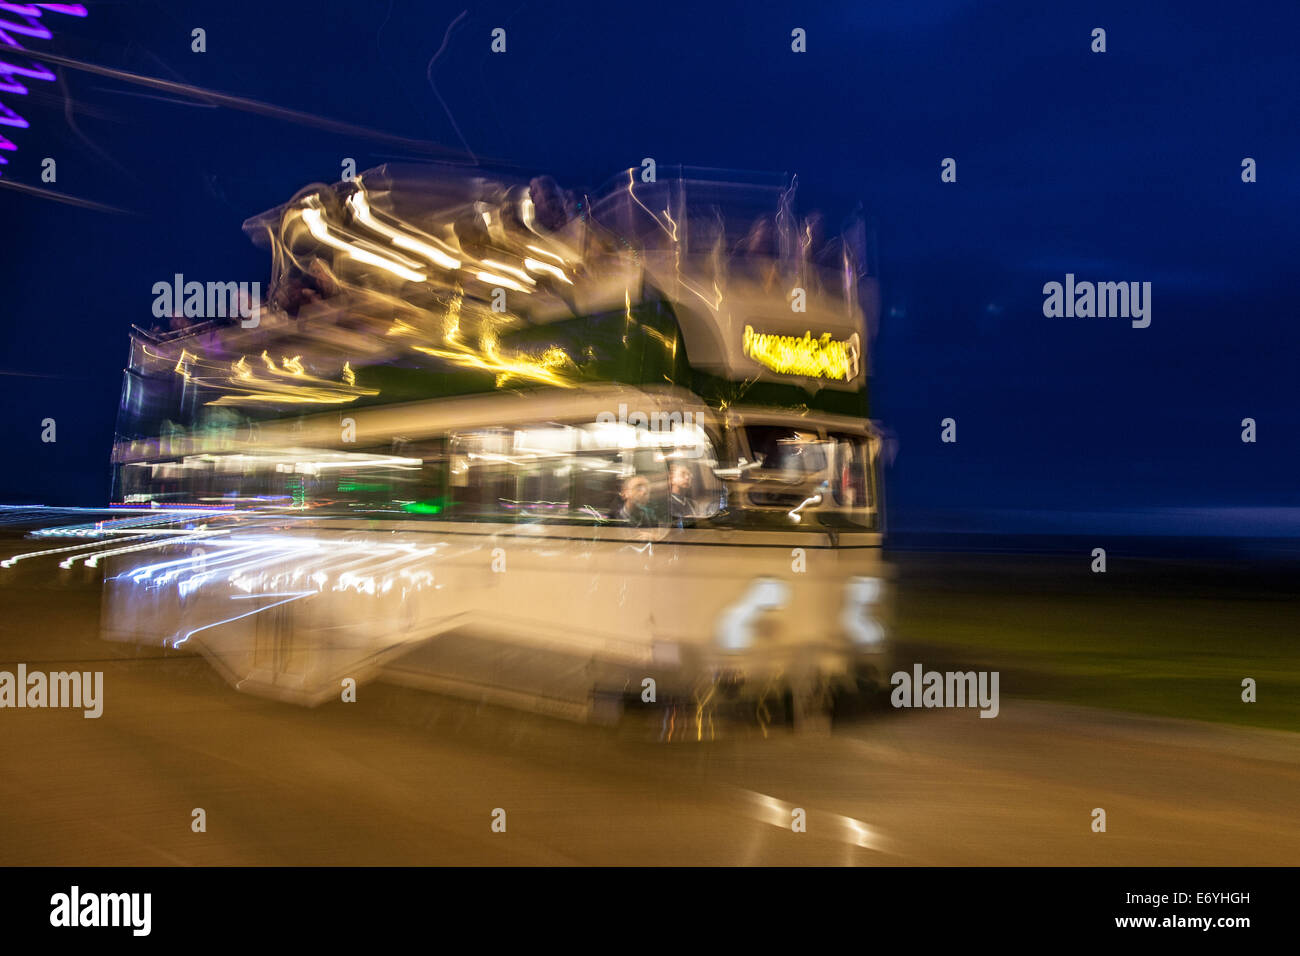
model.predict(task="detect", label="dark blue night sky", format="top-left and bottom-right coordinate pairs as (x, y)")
top-left (3, 1), bottom-right (1297, 539)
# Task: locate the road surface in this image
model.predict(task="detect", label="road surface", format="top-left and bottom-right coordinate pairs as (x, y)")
top-left (1, 548), bottom-right (1297, 866)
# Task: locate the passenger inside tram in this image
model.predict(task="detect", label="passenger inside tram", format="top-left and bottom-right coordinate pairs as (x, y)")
top-left (613, 474), bottom-right (658, 527)
top-left (668, 464), bottom-right (693, 527)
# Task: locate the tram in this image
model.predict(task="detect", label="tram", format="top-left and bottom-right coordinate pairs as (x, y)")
top-left (100, 164), bottom-right (889, 730)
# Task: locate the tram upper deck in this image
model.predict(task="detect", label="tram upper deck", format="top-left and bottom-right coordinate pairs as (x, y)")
top-left (113, 166), bottom-right (877, 455)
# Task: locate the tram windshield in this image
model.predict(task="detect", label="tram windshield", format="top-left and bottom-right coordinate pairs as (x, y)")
top-left (725, 422), bottom-right (879, 531)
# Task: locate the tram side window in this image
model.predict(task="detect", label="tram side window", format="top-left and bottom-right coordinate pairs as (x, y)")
top-left (571, 423), bottom-right (629, 521)
top-left (572, 454), bottom-right (625, 521)
top-left (385, 438), bottom-right (448, 513)
top-left (446, 425), bottom-right (578, 521)
top-left (448, 429), bottom-right (516, 520)
top-left (512, 425), bottom-right (575, 519)
top-left (574, 417), bottom-right (670, 526)
top-left (665, 456), bottom-right (724, 525)
top-left (437, 421), bottom-right (728, 527)
top-left (572, 420), bottom-right (724, 527)
top-left (617, 450), bottom-right (669, 526)
top-left (308, 444), bottom-right (422, 512)
top-left (580, 454), bottom-right (667, 527)
top-left (825, 431), bottom-right (878, 530)
top-left (827, 432), bottom-right (874, 511)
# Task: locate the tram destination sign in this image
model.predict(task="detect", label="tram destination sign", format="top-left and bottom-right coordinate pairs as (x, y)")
top-left (741, 325), bottom-right (860, 382)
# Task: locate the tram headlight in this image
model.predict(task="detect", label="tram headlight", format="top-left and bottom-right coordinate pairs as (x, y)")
top-left (843, 576), bottom-right (885, 647)
top-left (715, 577), bottom-right (790, 653)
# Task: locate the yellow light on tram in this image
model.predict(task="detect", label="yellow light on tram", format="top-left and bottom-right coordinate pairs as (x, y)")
top-left (299, 204), bottom-right (426, 283)
top-left (348, 186), bottom-right (461, 271)
top-left (523, 257), bottom-right (572, 284)
top-left (742, 326), bottom-right (859, 382)
top-left (474, 271), bottom-right (532, 294)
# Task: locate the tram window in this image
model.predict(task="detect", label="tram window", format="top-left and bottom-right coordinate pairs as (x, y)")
top-left (607, 457), bottom-right (667, 527)
top-left (511, 426), bottom-right (574, 519)
top-left (824, 431), bottom-right (878, 530)
top-left (658, 426), bottom-right (724, 523)
top-left (666, 457), bottom-right (723, 524)
top-left (313, 445), bottom-right (423, 511)
top-left (454, 459), bottom-right (514, 518)
top-left (572, 456), bottom-right (623, 520)
top-left (828, 433), bottom-right (871, 509)
top-left (387, 439), bottom-right (449, 514)
top-left (513, 460), bottom-right (571, 518)
top-left (433, 422), bottom-right (734, 527)
top-left (743, 425), bottom-right (829, 477)
top-left (445, 426), bottom-right (579, 521)
top-left (448, 429), bottom-right (516, 519)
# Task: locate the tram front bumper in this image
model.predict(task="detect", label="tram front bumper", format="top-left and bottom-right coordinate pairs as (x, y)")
top-left (703, 573), bottom-right (891, 692)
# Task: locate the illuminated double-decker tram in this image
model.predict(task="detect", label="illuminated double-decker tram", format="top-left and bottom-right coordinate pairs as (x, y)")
top-left (101, 167), bottom-right (889, 733)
